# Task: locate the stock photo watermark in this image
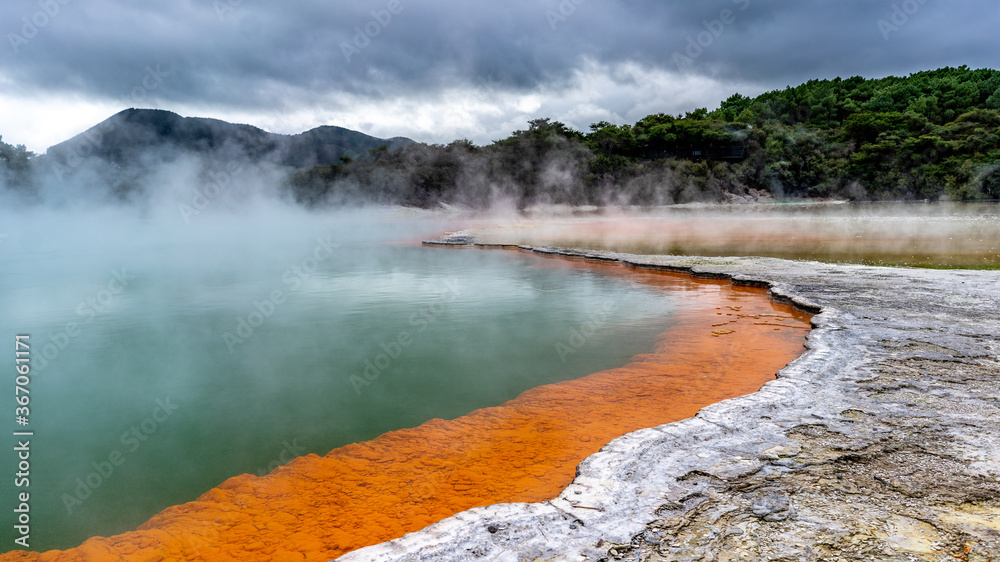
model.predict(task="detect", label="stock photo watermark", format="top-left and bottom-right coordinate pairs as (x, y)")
top-left (672, 0), bottom-right (750, 71)
top-left (473, 74), bottom-right (503, 104)
top-left (223, 235), bottom-right (341, 352)
top-left (121, 64), bottom-right (172, 107)
top-left (340, 0), bottom-right (411, 63)
top-left (12, 335), bottom-right (33, 547)
top-left (878, 0), bottom-right (930, 40)
top-left (12, 438), bottom-right (31, 547)
top-left (51, 64), bottom-right (172, 179)
top-left (7, 0), bottom-right (74, 54)
top-left (61, 397), bottom-right (180, 515)
top-left (214, 0), bottom-right (261, 36)
top-left (33, 268), bottom-right (135, 373)
top-left (554, 301), bottom-right (616, 363)
top-left (349, 280), bottom-right (462, 395)
top-left (214, 0), bottom-right (243, 20)
top-left (178, 161), bottom-right (244, 223)
top-left (546, 0), bottom-right (587, 30)
top-left (253, 438), bottom-right (307, 476)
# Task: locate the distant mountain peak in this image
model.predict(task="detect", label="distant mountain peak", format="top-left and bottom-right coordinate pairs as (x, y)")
top-left (45, 109), bottom-right (413, 170)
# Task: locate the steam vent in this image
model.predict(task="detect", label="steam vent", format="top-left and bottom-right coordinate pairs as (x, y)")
top-left (1, 249), bottom-right (811, 561)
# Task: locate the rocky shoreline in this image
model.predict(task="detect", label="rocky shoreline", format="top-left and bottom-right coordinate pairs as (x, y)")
top-left (340, 236), bottom-right (1000, 561)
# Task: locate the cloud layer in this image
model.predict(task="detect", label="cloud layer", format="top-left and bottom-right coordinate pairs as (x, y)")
top-left (2, 0), bottom-right (997, 152)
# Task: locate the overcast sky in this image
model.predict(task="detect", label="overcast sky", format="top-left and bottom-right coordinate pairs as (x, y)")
top-left (1, 0), bottom-right (997, 153)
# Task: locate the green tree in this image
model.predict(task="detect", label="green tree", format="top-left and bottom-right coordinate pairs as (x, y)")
top-left (0, 135), bottom-right (35, 192)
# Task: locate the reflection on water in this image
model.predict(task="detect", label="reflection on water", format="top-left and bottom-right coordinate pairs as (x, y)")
top-left (477, 202), bottom-right (1000, 268)
top-left (0, 208), bottom-right (684, 551)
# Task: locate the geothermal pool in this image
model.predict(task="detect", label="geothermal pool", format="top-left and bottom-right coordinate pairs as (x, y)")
top-left (0, 207), bottom-right (811, 557)
top-left (0, 207), bottom-right (813, 560)
top-left (0, 209), bottom-right (673, 550)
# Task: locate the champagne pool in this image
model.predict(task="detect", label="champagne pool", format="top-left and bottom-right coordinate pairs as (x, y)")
top-left (0, 207), bottom-right (810, 559)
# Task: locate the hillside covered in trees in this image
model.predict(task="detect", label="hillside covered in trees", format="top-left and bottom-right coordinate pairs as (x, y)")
top-left (290, 66), bottom-right (1000, 208)
top-left (3, 67), bottom-right (999, 208)
top-left (0, 110), bottom-right (412, 203)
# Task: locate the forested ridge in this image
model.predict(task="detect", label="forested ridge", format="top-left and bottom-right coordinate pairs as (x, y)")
top-left (3, 67), bottom-right (999, 208)
top-left (290, 66), bottom-right (1000, 207)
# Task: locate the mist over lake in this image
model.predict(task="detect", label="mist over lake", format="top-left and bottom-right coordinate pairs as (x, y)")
top-left (0, 205), bottom-right (687, 550)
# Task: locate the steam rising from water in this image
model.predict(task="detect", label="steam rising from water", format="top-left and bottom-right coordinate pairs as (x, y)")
top-left (1, 144), bottom-right (995, 554)
top-left (0, 194), bottom-right (685, 550)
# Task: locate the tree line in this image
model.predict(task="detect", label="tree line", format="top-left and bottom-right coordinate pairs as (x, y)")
top-left (289, 66), bottom-right (1000, 207)
top-left (4, 66), bottom-right (999, 207)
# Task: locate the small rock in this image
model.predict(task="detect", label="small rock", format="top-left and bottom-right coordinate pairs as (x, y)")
top-left (752, 493), bottom-right (791, 521)
top-left (761, 444), bottom-right (802, 460)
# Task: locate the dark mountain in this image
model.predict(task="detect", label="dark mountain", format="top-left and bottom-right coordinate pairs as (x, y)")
top-left (43, 108), bottom-right (412, 171)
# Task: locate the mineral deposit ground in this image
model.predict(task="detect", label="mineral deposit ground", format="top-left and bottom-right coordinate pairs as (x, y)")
top-left (343, 235), bottom-right (1000, 562)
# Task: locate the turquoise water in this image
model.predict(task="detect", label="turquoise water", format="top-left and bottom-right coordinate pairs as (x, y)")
top-left (0, 207), bottom-right (681, 551)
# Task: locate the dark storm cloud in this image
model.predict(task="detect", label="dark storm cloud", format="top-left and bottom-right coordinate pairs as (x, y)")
top-left (2, 0), bottom-right (997, 115)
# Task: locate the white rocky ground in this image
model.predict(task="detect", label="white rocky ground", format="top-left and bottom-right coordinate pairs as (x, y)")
top-left (339, 238), bottom-right (1000, 562)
